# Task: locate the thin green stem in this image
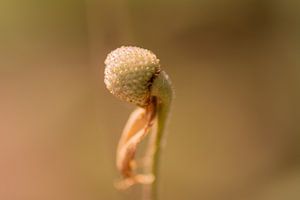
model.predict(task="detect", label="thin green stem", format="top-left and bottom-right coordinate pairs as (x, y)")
top-left (143, 71), bottom-right (173, 200)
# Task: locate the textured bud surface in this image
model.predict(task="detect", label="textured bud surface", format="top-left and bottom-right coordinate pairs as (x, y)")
top-left (104, 46), bottom-right (160, 106)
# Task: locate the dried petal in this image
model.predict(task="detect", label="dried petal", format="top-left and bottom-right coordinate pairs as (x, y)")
top-left (116, 101), bottom-right (156, 188)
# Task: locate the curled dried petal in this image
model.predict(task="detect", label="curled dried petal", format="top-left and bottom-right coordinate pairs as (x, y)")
top-left (116, 100), bottom-right (156, 188)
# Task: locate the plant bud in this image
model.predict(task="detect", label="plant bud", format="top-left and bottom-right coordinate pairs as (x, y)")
top-left (104, 46), bottom-right (160, 106)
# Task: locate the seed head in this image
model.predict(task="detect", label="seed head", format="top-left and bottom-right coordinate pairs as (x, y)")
top-left (104, 46), bottom-right (160, 106)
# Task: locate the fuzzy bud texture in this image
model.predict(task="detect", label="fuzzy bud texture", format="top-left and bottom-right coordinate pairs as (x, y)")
top-left (104, 46), bottom-right (160, 106)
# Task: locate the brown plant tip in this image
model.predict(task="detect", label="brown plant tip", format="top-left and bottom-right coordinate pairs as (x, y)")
top-left (104, 46), bottom-right (161, 107)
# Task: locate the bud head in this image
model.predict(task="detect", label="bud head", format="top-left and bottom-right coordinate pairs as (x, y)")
top-left (104, 46), bottom-right (160, 106)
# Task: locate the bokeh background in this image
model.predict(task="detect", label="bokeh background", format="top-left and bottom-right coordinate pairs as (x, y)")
top-left (1, 0), bottom-right (300, 200)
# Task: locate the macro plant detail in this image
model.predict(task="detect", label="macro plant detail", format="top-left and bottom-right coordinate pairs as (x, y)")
top-left (104, 46), bottom-right (173, 200)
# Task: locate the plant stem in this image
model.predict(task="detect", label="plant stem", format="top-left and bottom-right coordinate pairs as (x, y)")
top-left (143, 71), bottom-right (173, 200)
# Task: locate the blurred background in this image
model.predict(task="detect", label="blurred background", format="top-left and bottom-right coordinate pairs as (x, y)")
top-left (1, 0), bottom-right (300, 199)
